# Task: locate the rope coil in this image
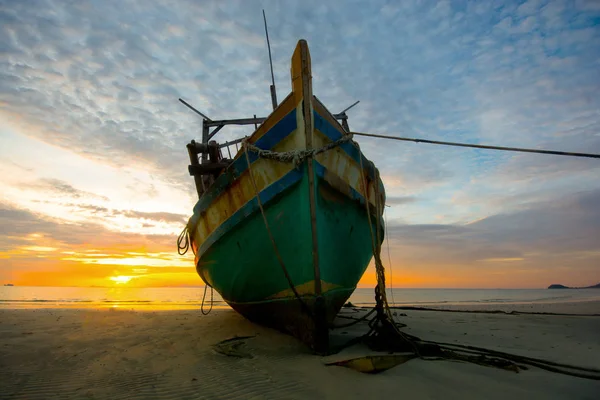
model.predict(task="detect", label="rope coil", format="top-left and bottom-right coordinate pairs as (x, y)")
top-left (177, 225), bottom-right (194, 256)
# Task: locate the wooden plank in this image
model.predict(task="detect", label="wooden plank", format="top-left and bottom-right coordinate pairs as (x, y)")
top-left (192, 141), bottom-right (211, 153)
top-left (186, 142), bottom-right (205, 199)
top-left (205, 117), bottom-right (266, 127)
top-left (188, 162), bottom-right (231, 176)
top-left (201, 123), bottom-right (213, 189)
top-left (207, 124), bottom-right (224, 141)
top-left (208, 140), bottom-right (220, 162)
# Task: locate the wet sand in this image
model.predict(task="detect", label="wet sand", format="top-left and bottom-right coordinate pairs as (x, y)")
top-left (1, 305), bottom-right (599, 399)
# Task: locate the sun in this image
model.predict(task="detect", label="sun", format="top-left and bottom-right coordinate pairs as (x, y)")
top-left (109, 275), bottom-right (134, 285)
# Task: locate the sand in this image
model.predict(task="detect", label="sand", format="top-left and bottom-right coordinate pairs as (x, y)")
top-left (1, 305), bottom-right (599, 400)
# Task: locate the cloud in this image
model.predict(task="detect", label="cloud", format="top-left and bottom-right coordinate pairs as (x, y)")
top-left (22, 178), bottom-right (109, 201)
top-left (119, 210), bottom-right (188, 224)
top-left (0, 0), bottom-right (598, 287)
top-left (2, 1), bottom-right (598, 202)
top-left (0, 0), bottom-right (278, 189)
top-left (56, 203), bottom-right (188, 224)
top-left (470, 188), bottom-right (600, 253)
top-left (384, 189), bottom-right (600, 286)
top-left (385, 196), bottom-right (418, 206)
top-left (0, 206), bottom-right (62, 245)
top-left (0, 202), bottom-right (175, 250)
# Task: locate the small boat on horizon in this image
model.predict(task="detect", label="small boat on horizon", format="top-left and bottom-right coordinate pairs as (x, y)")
top-left (4, 284), bottom-right (14, 286)
top-left (181, 40), bottom-right (385, 353)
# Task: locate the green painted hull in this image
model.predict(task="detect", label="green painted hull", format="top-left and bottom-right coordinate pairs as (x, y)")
top-left (185, 40), bottom-right (385, 352)
top-left (197, 162), bottom-right (379, 349)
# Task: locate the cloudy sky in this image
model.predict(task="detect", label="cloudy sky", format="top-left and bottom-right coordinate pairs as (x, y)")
top-left (1, 0), bottom-right (599, 289)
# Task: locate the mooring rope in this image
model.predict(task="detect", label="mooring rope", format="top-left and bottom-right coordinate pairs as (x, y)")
top-left (384, 207), bottom-right (396, 307)
top-left (178, 224), bottom-right (213, 313)
top-left (356, 142), bottom-right (421, 355)
top-left (178, 224), bottom-right (213, 314)
top-left (424, 339), bottom-right (600, 380)
top-left (330, 307), bottom-right (377, 329)
top-left (351, 132), bottom-right (600, 159)
top-left (201, 284), bottom-right (214, 315)
top-left (336, 309), bottom-right (600, 379)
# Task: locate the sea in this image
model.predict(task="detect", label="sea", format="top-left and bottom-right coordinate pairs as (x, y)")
top-left (1, 286), bottom-right (599, 310)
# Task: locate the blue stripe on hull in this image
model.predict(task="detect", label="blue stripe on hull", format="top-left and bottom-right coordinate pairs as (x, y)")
top-left (192, 107), bottom-right (297, 216)
top-left (313, 109), bottom-right (378, 181)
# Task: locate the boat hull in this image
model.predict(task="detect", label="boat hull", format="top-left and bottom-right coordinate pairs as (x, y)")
top-left (185, 40), bottom-right (385, 351)
top-left (195, 162), bottom-right (379, 348)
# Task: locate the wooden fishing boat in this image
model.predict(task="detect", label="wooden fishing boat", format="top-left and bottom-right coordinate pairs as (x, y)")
top-left (182, 40), bottom-right (385, 353)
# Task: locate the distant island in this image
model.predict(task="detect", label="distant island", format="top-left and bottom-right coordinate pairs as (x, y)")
top-left (3, 283), bottom-right (14, 286)
top-left (548, 283), bottom-right (600, 289)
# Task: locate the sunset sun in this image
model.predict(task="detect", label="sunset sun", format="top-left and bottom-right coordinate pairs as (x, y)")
top-left (109, 275), bottom-right (134, 285)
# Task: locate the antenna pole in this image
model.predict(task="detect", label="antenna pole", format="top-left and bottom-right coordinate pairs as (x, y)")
top-left (263, 9), bottom-right (278, 110)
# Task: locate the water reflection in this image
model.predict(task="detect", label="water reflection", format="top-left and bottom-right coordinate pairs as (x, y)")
top-left (0, 286), bottom-right (229, 310)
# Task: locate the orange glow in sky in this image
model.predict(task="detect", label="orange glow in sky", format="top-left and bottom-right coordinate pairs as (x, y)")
top-left (2, 237), bottom-right (595, 289)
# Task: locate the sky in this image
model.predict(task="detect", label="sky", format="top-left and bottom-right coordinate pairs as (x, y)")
top-left (1, 0), bottom-right (599, 289)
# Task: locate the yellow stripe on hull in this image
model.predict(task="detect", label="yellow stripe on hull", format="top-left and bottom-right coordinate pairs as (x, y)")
top-left (267, 280), bottom-right (342, 300)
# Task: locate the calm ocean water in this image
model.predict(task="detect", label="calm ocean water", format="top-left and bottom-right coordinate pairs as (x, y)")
top-left (1, 286), bottom-right (599, 309)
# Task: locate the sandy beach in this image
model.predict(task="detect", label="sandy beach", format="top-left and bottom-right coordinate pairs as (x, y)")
top-left (1, 304), bottom-right (599, 400)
